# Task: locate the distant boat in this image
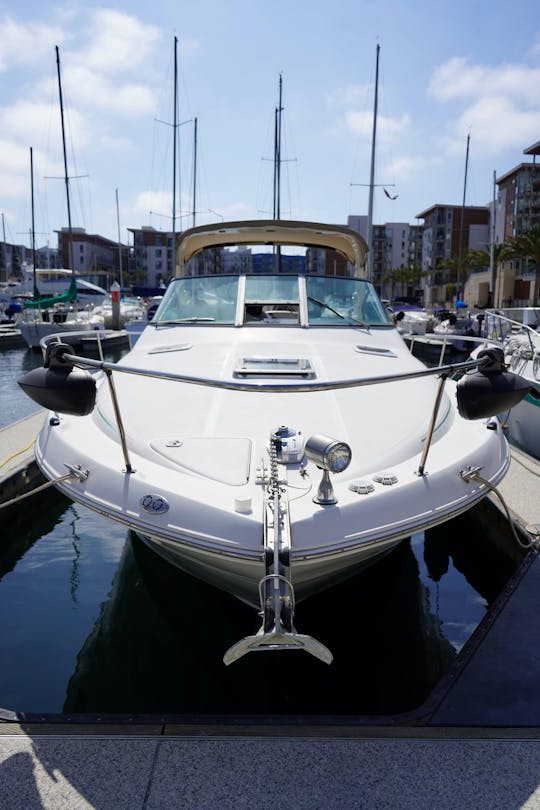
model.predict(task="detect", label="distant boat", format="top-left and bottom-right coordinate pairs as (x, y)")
top-left (4, 266), bottom-right (108, 306)
top-left (17, 48), bottom-right (107, 350)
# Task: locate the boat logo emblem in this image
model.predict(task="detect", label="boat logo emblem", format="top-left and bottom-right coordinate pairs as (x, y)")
top-left (140, 494), bottom-right (169, 514)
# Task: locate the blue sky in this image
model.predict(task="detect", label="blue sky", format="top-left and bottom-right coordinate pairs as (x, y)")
top-left (1, 0), bottom-right (540, 249)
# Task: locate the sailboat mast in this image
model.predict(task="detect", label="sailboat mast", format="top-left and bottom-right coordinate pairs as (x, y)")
top-left (172, 35), bottom-right (178, 237)
top-left (55, 45), bottom-right (74, 276)
top-left (489, 169), bottom-right (496, 306)
top-left (1, 213), bottom-right (5, 282)
top-left (456, 133), bottom-right (470, 300)
top-left (273, 73), bottom-right (283, 220)
top-left (192, 117), bottom-right (197, 227)
top-left (366, 44), bottom-right (380, 282)
top-left (29, 146), bottom-right (40, 301)
top-left (115, 188), bottom-right (124, 289)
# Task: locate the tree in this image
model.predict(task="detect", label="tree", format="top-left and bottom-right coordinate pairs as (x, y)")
top-left (438, 252), bottom-right (477, 285)
top-left (468, 242), bottom-right (512, 272)
top-left (504, 225), bottom-right (540, 303)
top-left (383, 264), bottom-right (427, 298)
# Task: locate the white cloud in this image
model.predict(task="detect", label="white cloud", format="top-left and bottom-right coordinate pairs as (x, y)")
top-left (385, 155), bottom-right (437, 182)
top-left (0, 98), bottom-right (94, 153)
top-left (77, 9), bottom-right (162, 75)
top-left (429, 57), bottom-right (540, 104)
top-left (0, 17), bottom-right (66, 72)
top-left (0, 140), bottom-right (31, 200)
top-left (57, 65), bottom-right (156, 116)
top-left (326, 84), bottom-right (372, 109)
top-left (443, 96), bottom-right (540, 156)
top-left (345, 110), bottom-right (410, 141)
top-left (134, 190), bottom-right (173, 220)
top-left (428, 53), bottom-right (540, 157)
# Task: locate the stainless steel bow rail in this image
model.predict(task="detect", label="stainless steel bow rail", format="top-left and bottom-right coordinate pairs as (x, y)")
top-left (50, 342), bottom-right (487, 480)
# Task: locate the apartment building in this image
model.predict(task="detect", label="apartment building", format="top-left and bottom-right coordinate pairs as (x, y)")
top-left (491, 142), bottom-right (540, 305)
top-left (347, 215), bottom-right (423, 296)
top-left (127, 226), bottom-right (177, 288)
top-left (415, 205), bottom-right (489, 306)
top-left (56, 227), bottom-right (129, 290)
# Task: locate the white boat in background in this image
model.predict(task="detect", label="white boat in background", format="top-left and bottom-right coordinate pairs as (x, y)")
top-left (1, 267), bottom-right (108, 307)
top-left (18, 305), bottom-right (105, 349)
top-left (90, 294), bottom-right (146, 329)
top-left (469, 308), bottom-right (540, 459)
top-left (394, 307), bottom-right (435, 336)
top-left (19, 220), bottom-right (533, 665)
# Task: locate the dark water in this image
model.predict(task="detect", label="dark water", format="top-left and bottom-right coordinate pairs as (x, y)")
top-left (0, 494), bottom-right (521, 718)
top-left (0, 347), bottom-right (524, 717)
top-left (0, 347), bottom-right (43, 428)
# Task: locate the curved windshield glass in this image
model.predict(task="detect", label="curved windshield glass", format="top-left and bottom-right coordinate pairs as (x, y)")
top-left (153, 276), bottom-right (239, 324)
top-left (306, 276), bottom-right (391, 325)
top-left (151, 273), bottom-right (391, 327)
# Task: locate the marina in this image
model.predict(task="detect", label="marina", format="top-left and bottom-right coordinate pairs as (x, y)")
top-left (1, 4), bottom-right (540, 805)
top-left (2, 278), bottom-right (540, 805)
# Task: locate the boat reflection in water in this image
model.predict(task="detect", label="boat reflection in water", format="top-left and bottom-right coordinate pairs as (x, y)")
top-left (63, 502), bottom-right (523, 717)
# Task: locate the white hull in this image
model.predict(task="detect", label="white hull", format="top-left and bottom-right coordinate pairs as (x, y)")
top-left (19, 316), bottom-right (103, 349)
top-left (34, 330), bottom-right (510, 608)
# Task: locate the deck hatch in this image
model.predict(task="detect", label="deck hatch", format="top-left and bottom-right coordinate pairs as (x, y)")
top-left (234, 356), bottom-right (314, 377)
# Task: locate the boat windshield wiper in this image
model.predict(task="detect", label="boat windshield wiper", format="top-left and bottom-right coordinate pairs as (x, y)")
top-left (307, 296), bottom-right (368, 328)
top-left (152, 317), bottom-right (216, 326)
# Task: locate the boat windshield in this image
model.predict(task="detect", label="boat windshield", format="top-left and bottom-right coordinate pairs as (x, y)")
top-left (306, 276), bottom-right (390, 325)
top-left (153, 276), bottom-right (240, 324)
top-left (152, 274), bottom-right (391, 326)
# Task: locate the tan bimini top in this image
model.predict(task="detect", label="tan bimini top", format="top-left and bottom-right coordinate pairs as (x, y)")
top-left (175, 219), bottom-right (368, 278)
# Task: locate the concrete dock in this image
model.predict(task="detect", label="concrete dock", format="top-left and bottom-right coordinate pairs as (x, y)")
top-left (1, 415), bottom-right (540, 807)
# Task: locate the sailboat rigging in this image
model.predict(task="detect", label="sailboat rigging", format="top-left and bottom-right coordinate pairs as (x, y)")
top-left (25, 45), bottom-right (78, 310)
top-left (350, 44), bottom-right (397, 280)
top-left (456, 133), bottom-right (471, 301)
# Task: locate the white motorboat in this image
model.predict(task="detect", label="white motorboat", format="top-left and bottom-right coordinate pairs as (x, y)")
top-left (394, 306), bottom-right (435, 336)
top-left (91, 295), bottom-right (146, 329)
top-left (18, 305), bottom-right (105, 349)
top-left (469, 308), bottom-right (540, 459)
top-left (19, 220), bottom-right (533, 665)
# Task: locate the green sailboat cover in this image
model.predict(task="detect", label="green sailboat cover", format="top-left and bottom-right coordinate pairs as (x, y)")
top-left (24, 275), bottom-right (78, 309)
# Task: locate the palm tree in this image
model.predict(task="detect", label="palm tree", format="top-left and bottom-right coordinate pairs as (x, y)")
top-left (438, 251), bottom-right (477, 282)
top-left (468, 242), bottom-right (512, 272)
top-left (504, 225), bottom-right (540, 303)
top-left (383, 263), bottom-right (427, 299)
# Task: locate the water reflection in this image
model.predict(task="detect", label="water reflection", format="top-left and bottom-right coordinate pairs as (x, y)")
top-left (0, 501), bottom-right (125, 714)
top-left (64, 530), bottom-right (462, 717)
top-left (0, 490), bottom-right (523, 717)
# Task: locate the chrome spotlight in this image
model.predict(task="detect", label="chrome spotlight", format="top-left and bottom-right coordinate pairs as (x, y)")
top-left (305, 434), bottom-right (352, 505)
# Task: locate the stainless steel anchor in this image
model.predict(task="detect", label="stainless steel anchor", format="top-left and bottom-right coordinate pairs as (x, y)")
top-left (223, 441), bottom-right (332, 666)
